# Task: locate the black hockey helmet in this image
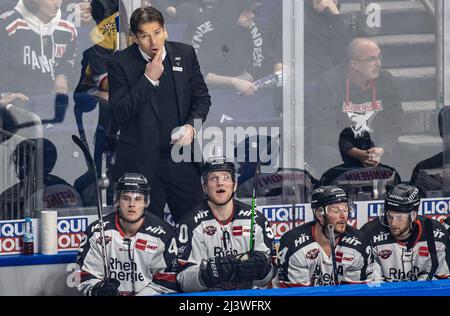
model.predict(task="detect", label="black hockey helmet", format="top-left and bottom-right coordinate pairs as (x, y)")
top-left (202, 156), bottom-right (236, 182)
top-left (311, 185), bottom-right (349, 210)
top-left (114, 173), bottom-right (150, 206)
top-left (384, 184), bottom-right (420, 213)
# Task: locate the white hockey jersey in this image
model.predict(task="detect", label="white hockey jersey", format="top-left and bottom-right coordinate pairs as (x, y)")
top-left (76, 212), bottom-right (179, 296)
top-left (176, 199), bottom-right (276, 292)
top-left (277, 221), bottom-right (373, 287)
top-left (361, 216), bottom-right (449, 282)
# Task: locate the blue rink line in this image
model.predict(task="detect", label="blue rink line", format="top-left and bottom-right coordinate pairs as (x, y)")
top-left (173, 279), bottom-right (450, 296)
top-left (0, 252), bottom-right (77, 267)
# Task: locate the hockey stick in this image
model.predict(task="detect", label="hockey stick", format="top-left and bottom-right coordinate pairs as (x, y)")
top-left (249, 160), bottom-right (262, 252)
top-left (327, 224), bottom-right (340, 285)
top-left (249, 138), bottom-right (273, 251)
top-left (291, 185), bottom-right (297, 231)
top-left (424, 218), bottom-right (439, 280)
top-left (72, 134), bottom-right (110, 279)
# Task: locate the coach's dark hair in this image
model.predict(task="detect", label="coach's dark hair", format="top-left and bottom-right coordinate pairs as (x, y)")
top-left (130, 6), bottom-right (165, 35)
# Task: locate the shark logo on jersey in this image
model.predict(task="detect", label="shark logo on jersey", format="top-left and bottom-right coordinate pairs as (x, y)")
top-left (343, 100), bottom-right (383, 138)
top-left (306, 248), bottom-right (320, 260)
top-left (95, 235), bottom-right (112, 246)
top-left (378, 249), bottom-right (392, 260)
top-left (203, 226), bottom-right (217, 236)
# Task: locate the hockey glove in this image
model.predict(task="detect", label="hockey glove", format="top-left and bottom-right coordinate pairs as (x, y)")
top-left (90, 278), bottom-right (121, 296)
top-left (200, 255), bottom-right (240, 288)
top-left (235, 251), bottom-right (272, 281)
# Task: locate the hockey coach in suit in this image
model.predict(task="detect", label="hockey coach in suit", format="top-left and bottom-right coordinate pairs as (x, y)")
top-left (108, 6), bottom-right (211, 222)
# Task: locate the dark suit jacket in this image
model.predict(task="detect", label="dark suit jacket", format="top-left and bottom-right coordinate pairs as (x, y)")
top-left (107, 41), bottom-right (211, 182)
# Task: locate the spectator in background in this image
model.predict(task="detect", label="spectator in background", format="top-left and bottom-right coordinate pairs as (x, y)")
top-left (188, 0), bottom-right (275, 96)
top-left (319, 127), bottom-right (401, 201)
top-left (305, 38), bottom-right (402, 177)
top-left (263, 3), bottom-right (282, 73)
top-left (75, 0), bottom-right (119, 100)
top-left (184, 0), bottom-right (283, 127)
top-left (73, 0), bottom-right (120, 206)
top-left (410, 106), bottom-right (450, 198)
top-left (77, 0), bottom-right (93, 24)
top-left (0, 138), bottom-right (83, 220)
top-left (304, 0), bottom-right (351, 81)
top-left (0, 0), bottom-right (78, 97)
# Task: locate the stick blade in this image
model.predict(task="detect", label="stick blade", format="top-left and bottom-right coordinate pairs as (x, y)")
top-left (71, 134), bottom-right (94, 167)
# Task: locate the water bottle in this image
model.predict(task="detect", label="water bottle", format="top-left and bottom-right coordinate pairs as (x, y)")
top-left (23, 217), bottom-right (34, 255)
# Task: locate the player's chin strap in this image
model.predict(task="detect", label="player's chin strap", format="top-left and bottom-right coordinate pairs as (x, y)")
top-left (424, 218), bottom-right (439, 280)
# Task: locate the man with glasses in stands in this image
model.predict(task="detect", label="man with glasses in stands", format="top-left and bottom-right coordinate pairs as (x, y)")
top-left (306, 38), bottom-right (403, 174)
